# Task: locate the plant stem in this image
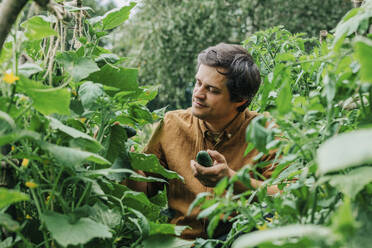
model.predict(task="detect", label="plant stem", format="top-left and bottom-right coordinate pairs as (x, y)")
top-left (310, 185), bottom-right (318, 224)
top-left (30, 188), bottom-right (50, 248)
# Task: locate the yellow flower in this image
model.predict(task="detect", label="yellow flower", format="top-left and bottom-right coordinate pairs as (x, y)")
top-left (79, 117), bottom-right (86, 123)
top-left (21, 159), bottom-right (29, 168)
top-left (71, 90), bottom-right (77, 96)
top-left (257, 223), bottom-right (267, 231)
top-left (26, 214), bottom-right (32, 220)
top-left (25, 181), bottom-right (38, 189)
top-left (11, 146), bottom-right (15, 151)
top-left (3, 72), bottom-right (19, 84)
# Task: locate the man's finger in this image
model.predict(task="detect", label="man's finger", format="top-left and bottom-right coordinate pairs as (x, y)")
top-left (190, 160), bottom-right (198, 176)
top-left (207, 149), bottom-right (226, 163)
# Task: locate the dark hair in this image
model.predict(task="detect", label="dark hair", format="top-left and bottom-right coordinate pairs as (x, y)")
top-left (197, 43), bottom-right (261, 112)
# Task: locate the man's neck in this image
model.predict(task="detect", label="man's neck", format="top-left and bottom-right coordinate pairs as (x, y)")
top-left (204, 112), bottom-right (241, 132)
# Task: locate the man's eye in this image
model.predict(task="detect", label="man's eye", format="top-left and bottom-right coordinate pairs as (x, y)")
top-left (208, 88), bottom-right (218, 94)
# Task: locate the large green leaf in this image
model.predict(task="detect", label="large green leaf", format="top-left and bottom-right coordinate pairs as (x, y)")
top-left (91, 202), bottom-right (121, 229)
top-left (41, 211), bottom-right (112, 247)
top-left (0, 111), bottom-right (15, 132)
top-left (56, 52), bottom-right (100, 82)
top-left (324, 166), bottom-right (372, 199)
top-left (149, 222), bottom-right (187, 236)
top-left (276, 80), bottom-right (292, 115)
top-left (18, 63), bottom-right (43, 77)
top-left (354, 37), bottom-right (372, 83)
top-left (21, 16), bottom-right (58, 40)
top-left (130, 153), bottom-right (184, 181)
top-left (0, 213), bottom-right (20, 232)
top-left (317, 129), bottom-right (372, 174)
top-left (0, 130), bottom-right (40, 146)
top-left (17, 76), bottom-right (70, 115)
top-left (87, 64), bottom-right (139, 91)
top-left (102, 2), bottom-right (136, 30)
top-left (106, 124), bottom-right (128, 163)
top-left (333, 3), bottom-right (372, 45)
top-left (246, 116), bottom-right (270, 154)
top-left (331, 197), bottom-right (358, 239)
top-left (232, 225), bottom-right (332, 248)
top-left (122, 191), bottom-right (163, 221)
top-left (141, 235), bottom-right (194, 248)
top-left (47, 117), bottom-right (102, 152)
top-left (40, 142), bottom-right (110, 168)
top-left (78, 81), bottom-right (104, 111)
top-left (0, 188), bottom-right (29, 209)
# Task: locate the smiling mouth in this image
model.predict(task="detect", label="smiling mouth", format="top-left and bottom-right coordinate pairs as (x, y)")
top-left (193, 100), bottom-right (208, 108)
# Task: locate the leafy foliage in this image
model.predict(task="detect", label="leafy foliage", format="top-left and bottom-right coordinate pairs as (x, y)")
top-left (189, 1), bottom-right (372, 247)
top-left (116, 0), bottom-right (351, 110)
top-left (0, 1), bottom-right (183, 247)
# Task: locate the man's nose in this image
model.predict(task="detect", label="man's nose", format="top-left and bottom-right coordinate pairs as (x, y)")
top-left (193, 86), bottom-right (206, 99)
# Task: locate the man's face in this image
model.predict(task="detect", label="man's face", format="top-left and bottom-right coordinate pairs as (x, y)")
top-left (191, 64), bottom-right (241, 124)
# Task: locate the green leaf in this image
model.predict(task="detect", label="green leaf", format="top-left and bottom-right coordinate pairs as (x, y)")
top-left (0, 236), bottom-right (13, 248)
top-left (207, 214), bottom-right (220, 238)
top-left (187, 192), bottom-right (211, 216)
top-left (40, 142), bottom-right (110, 168)
top-left (41, 211), bottom-right (112, 247)
top-left (276, 80), bottom-right (292, 115)
top-left (198, 203), bottom-right (220, 219)
top-left (21, 15), bottom-right (58, 40)
top-left (246, 116), bottom-right (269, 153)
top-left (95, 53), bottom-right (120, 66)
top-left (129, 104), bottom-right (153, 123)
top-left (354, 37), bottom-right (372, 83)
top-left (130, 153), bottom-right (184, 181)
top-left (17, 76), bottom-right (70, 115)
top-left (333, 6), bottom-right (372, 45)
top-left (0, 130), bottom-right (40, 146)
top-left (56, 52), bottom-right (100, 82)
top-left (214, 177), bottom-right (228, 196)
top-left (0, 213), bottom-right (19, 232)
top-left (102, 2), bottom-right (136, 30)
top-left (78, 81), bottom-right (104, 111)
top-left (317, 129), bottom-right (372, 174)
top-left (141, 235), bottom-right (194, 248)
top-left (231, 225), bottom-right (332, 248)
top-left (91, 201), bottom-right (121, 229)
top-left (324, 166), bottom-right (372, 199)
top-left (149, 222), bottom-right (187, 236)
top-left (18, 63), bottom-right (43, 77)
top-left (0, 111), bottom-right (16, 132)
top-left (47, 116), bottom-right (102, 152)
top-left (106, 124), bottom-right (128, 163)
top-left (331, 197), bottom-right (358, 239)
top-left (128, 208), bottom-right (150, 237)
top-left (87, 64), bottom-right (139, 91)
top-left (123, 191), bottom-right (163, 221)
top-left (0, 188), bottom-right (29, 209)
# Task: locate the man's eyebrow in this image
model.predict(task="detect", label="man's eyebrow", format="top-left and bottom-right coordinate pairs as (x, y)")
top-left (195, 77), bottom-right (222, 91)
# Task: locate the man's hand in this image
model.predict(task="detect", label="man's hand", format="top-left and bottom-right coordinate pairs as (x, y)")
top-left (190, 150), bottom-right (234, 187)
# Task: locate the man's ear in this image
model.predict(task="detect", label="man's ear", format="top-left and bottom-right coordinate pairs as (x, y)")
top-left (235, 99), bottom-right (248, 108)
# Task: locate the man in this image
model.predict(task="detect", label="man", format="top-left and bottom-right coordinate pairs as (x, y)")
top-left (130, 43), bottom-right (279, 239)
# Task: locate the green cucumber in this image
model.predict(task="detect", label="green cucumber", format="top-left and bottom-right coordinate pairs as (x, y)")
top-left (196, 150), bottom-right (213, 167)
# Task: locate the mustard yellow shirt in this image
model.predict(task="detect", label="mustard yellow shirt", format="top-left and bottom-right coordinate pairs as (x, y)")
top-left (143, 108), bottom-right (276, 239)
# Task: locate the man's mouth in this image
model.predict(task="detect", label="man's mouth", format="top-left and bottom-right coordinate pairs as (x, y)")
top-left (193, 100), bottom-right (207, 108)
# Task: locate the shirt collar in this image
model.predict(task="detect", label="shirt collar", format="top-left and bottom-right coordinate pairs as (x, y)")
top-left (199, 110), bottom-right (247, 141)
